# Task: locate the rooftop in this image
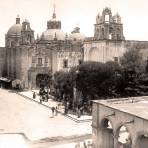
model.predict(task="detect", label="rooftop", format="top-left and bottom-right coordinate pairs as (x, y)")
top-left (94, 96), bottom-right (148, 121)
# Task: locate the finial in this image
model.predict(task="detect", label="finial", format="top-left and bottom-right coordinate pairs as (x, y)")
top-left (54, 32), bottom-right (57, 40)
top-left (37, 34), bottom-right (39, 39)
top-left (17, 14), bottom-right (20, 18)
top-left (52, 4), bottom-right (56, 19)
top-left (65, 33), bottom-right (68, 39)
top-left (16, 14), bottom-right (20, 24)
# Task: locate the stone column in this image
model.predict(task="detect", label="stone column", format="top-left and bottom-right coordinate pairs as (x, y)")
top-left (114, 134), bottom-right (119, 148)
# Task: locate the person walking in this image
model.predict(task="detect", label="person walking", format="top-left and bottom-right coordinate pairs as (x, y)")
top-left (33, 92), bottom-right (36, 99)
top-left (83, 141), bottom-right (87, 148)
top-left (75, 142), bottom-right (80, 148)
top-left (55, 106), bottom-right (58, 116)
top-left (51, 107), bottom-right (55, 117)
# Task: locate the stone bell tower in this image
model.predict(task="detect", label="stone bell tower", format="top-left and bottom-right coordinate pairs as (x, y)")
top-left (21, 20), bottom-right (34, 45)
top-left (94, 7), bottom-right (125, 40)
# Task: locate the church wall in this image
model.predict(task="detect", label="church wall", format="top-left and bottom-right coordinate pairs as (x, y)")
top-left (0, 47), bottom-right (6, 77)
top-left (18, 45), bottom-right (32, 87)
top-left (84, 40), bottom-right (126, 63)
top-left (56, 42), bottom-right (83, 72)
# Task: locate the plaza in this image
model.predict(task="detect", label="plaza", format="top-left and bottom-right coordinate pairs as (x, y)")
top-left (0, 88), bottom-right (91, 147)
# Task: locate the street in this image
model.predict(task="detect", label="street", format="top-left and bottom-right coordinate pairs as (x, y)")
top-left (0, 89), bottom-right (91, 147)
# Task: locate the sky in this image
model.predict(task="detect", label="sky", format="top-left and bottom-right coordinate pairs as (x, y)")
top-left (0, 0), bottom-right (148, 46)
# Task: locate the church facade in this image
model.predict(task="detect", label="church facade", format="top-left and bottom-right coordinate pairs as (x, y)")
top-left (3, 8), bottom-right (85, 88)
top-left (1, 7), bottom-right (148, 89)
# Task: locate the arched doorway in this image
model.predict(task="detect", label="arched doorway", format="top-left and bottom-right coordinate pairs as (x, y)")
top-left (101, 118), bottom-right (114, 148)
top-left (135, 134), bottom-right (148, 148)
top-left (116, 125), bottom-right (132, 148)
top-left (36, 74), bottom-right (51, 88)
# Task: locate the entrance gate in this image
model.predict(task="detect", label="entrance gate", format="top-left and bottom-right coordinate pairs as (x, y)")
top-left (36, 74), bottom-right (51, 88)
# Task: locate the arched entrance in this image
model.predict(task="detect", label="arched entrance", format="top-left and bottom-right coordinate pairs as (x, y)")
top-left (116, 125), bottom-right (132, 148)
top-left (101, 118), bottom-right (114, 148)
top-left (36, 74), bottom-right (51, 88)
top-left (135, 134), bottom-right (148, 148)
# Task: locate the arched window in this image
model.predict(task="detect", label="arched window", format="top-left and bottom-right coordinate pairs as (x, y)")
top-left (45, 56), bottom-right (48, 63)
top-left (38, 58), bottom-right (42, 66)
top-left (63, 59), bottom-right (68, 68)
top-left (105, 14), bottom-right (109, 23)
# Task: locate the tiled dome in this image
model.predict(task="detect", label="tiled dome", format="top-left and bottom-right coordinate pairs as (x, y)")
top-left (7, 24), bottom-right (22, 36)
top-left (69, 32), bottom-right (85, 41)
top-left (41, 29), bottom-right (65, 41)
top-left (7, 16), bottom-right (22, 37)
top-left (69, 27), bottom-right (85, 41)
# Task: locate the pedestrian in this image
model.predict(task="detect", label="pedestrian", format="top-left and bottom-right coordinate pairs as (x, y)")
top-left (87, 141), bottom-right (92, 148)
top-left (55, 106), bottom-right (58, 116)
top-left (77, 107), bottom-right (81, 118)
top-left (51, 106), bottom-right (55, 117)
top-left (33, 92), bottom-right (36, 99)
top-left (83, 141), bottom-right (87, 148)
top-left (75, 142), bottom-right (80, 148)
top-left (80, 106), bottom-right (84, 115)
top-left (39, 96), bottom-right (42, 104)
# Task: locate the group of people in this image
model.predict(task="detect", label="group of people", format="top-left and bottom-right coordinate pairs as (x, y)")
top-left (32, 87), bottom-right (50, 103)
top-left (75, 141), bottom-right (92, 148)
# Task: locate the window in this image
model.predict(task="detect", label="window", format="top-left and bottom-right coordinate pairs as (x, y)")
top-left (63, 59), bottom-right (68, 68)
top-left (105, 14), bottom-right (109, 23)
top-left (114, 57), bottom-right (119, 63)
top-left (38, 58), bottom-right (42, 66)
top-left (45, 56), bottom-right (48, 63)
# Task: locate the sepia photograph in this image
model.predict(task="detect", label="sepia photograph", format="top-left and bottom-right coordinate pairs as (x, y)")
top-left (0, 0), bottom-right (148, 147)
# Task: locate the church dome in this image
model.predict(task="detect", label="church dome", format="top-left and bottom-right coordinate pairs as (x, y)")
top-left (41, 29), bottom-right (65, 41)
top-left (7, 24), bottom-right (22, 36)
top-left (7, 15), bottom-right (22, 37)
top-left (41, 5), bottom-right (65, 41)
top-left (69, 27), bottom-right (85, 41)
top-left (69, 33), bottom-right (85, 41)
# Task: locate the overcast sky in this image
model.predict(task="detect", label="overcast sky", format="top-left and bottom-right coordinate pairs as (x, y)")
top-left (0, 0), bottom-right (148, 46)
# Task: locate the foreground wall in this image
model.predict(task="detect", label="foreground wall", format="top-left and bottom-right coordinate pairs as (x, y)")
top-left (92, 99), bottom-right (148, 148)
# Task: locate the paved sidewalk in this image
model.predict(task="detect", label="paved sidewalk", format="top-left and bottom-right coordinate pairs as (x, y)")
top-left (50, 139), bottom-right (92, 148)
top-left (18, 90), bottom-right (92, 123)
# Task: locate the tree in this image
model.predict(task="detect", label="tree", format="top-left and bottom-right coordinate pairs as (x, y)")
top-left (76, 61), bottom-right (122, 100)
top-left (120, 49), bottom-right (146, 97)
top-left (53, 71), bottom-right (73, 101)
top-left (120, 49), bottom-right (145, 74)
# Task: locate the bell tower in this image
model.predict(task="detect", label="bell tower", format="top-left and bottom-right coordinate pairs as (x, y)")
top-left (94, 7), bottom-right (125, 40)
top-left (21, 20), bottom-right (34, 45)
